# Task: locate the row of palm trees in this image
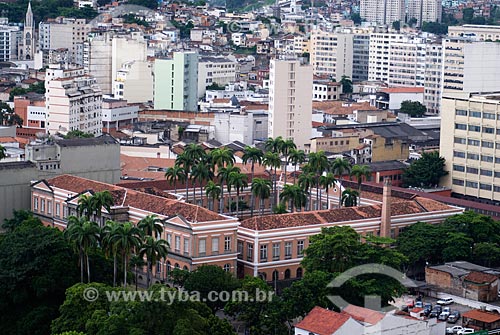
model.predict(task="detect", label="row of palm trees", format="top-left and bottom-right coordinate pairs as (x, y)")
top-left (164, 137), bottom-right (372, 216)
top-left (65, 191), bottom-right (169, 288)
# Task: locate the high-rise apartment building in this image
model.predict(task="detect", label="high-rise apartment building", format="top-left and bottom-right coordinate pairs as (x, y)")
top-left (360, 0), bottom-right (405, 25)
top-left (440, 92), bottom-right (500, 201)
top-left (368, 33), bottom-right (406, 83)
top-left (0, 24), bottom-right (20, 62)
top-left (268, 58), bottom-right (313, 150)
top-left (408, 0), bottom-right (442, 27)
top-left (197, 56), bottom-right (237, 98)
top-left (45, 64), bottom-right (102, 136)
top-left (442, 37), bottom-right (500, 93)
top-left (154, 51), bottom-right (199, 111)
top-left (352, 34), bottom-right (370, 82)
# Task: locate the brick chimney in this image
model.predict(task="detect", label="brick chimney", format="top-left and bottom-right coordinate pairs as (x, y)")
top-left (380, 177), bottom-right (392, 238)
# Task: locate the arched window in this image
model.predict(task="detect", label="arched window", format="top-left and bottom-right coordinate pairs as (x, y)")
top-left (183, 265), bottom-right (188, 271)
top-left (223, 263), bottom-right (231, 272)
top-left (175, 263), bottom-right (180, 269)
top-left (284, 269), bottom-right (291, 279)
top-left (272, 270), bottom-right (279, 281)
top-left (296, 267), bottom-right (303, 278)
top-left (258, 272), bottom-right (267, 281)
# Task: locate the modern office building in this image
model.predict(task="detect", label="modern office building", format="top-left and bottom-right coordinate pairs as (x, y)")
top-left (154, 51), bottom-right (199, 111)
top-left (440, 92), bottom-right (500, 202)
top-left (268, 58), bottom-right (313, 150)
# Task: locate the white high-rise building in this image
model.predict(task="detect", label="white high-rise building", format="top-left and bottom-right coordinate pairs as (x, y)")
top-left (0, 24), bottom-right (21, 62)
top-left (408, 0), bottom-right (442, 27)
top-left (368, 33), bottom-right (406, 82)
top-left (269, 59), bottom-right (313, 149)
top-left (45, 64), bottom-right (102, 136)
top-left (360, 0), bottom-right (405, 25)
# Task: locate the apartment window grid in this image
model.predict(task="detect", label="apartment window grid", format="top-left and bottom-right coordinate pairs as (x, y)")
top-left (285, 242), bottom-right (292, 259)
top-left (175, 236), bottom-right (181, 252)
top-left (184, 238), bottom-right (190, 255)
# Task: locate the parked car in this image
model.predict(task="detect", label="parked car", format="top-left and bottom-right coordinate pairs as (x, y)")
top-left (448, 311), bottom-right (461, 324)
top-left (438, 311), bottom-right (450, 321)
top-left (415, 301), bottom-right (423, 308)
top-left (446, 326), bottom-right (464, 334)
top-left (429, 306), bottom-right (442, 318)
top-left (423, 303), bottom-right (433, 316)
top-left (457, 328), bottom-right (475, 335)
top-left (437, 297), bottom-right (454, 305)
top-left (443, 307), bottom-right (451, 314)
top-left (406, 299), bottom-right (415, 308)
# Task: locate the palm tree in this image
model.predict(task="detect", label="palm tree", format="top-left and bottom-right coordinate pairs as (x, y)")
top-left (165, 165), bottom-right (186, 194)
top-left (273, 203), bottom-right (288, 214)
top-left (308, 151), bottom-right (329, 210)
top-left (279, 184), bottom-right (307, 212)
top-left (229, 171), bottom-right (248, 217)
top-left (205, 181), bottom-right (221, 211)
top-left (110, 222), bottom-right (143, 287)
top-left (350, 165), bottom-right (371, 203)
top-left (263, 151), bottom-right (281, 210)
top-left (217, 164), bottom-right (240, 214)
top-left (129, 254), bottom-right (146, 290)
top-left (77, 194), bottom-right (94, 219)
top-left (183, 143), bottom-right (206, 163)
top-left (264, 136), bottom-right (284, 154)
top-left (341, 188), bottom-right (359, 207)
top-left (0, 145), bottom-right (6, 160)
top-left (331, 157), bottom-right (352, 208)
top-left (139, 236), bottom-right (169, 288)
top-left (92, 191), bottom-right (114, 225)
top-left (211, 147), bottom-right (235, 170)
top-left (298, 171), bottom-right (316, 211)
top-left (65, 216), bottom-right (100, 283)
top-left (101, 220), bottom-right (121, 287)
top-left (242, 146), bottom-right (264, 217)
top-left (191, 161), bottom-right (214, 205)
top-left (138, 215), bottom-right (163, 238)
top-left (288, 149), bottom-right (306, 184)
top-left (319, 172), bottom-right (337, 210)
top-left (280, 139), bottom-right (296, 185)
top-left (175, 152), bottom-right (194, 200)
top-left (251, 178), bottom-right (272, 216)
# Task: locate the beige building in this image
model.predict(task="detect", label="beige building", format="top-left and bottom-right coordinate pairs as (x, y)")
top-left (368, 33), bottom-right (407, 83)
top-left (269, 58), bottom-right (313, 150)
top-left (408, 0), bottom-right (442, 27)
top-left (360, 0), bottom-right (405, 25)
top-left (448, 25), bottom-right (500, 41)
top-left (310, 30), bottom-right (353, 80)
top-left (113, 60), bottom-right (153, 104)
top-left (440, 92), bottom-right (500, 201)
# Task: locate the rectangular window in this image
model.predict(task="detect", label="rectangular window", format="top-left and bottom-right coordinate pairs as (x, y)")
top-left (175, 236), bottom-right (180, 252)
top-left (297, 240), bottom-right (305, 257)
top-left (496, 157), bottom-right (500, 164)
top-left (469, 125), bottom-right (481, 132)
top-left (167, 233), bottom-right (172, 246)
top-left (482, 141), bottom-right (494, 148)
top-left (483, 112), bottom-right (496, 119)
top-left (466, 167), bottom-right (478, 174)
top-left (237, 241), bottom-right (243, 255)
top-left (480, 183), bottom-right (492, 190)
top-left (247, 243), bottom-right (253, 261)
top-left (199, 239), bottom-right (206, 255)
top-left (454, 137), bottom-right (466, 144)
top-left (34, 197), bottom-right (38, 211)
top-left (484, 127), bottom-right (495, 134)
top-left (47, 200), bottom-right (52, 214)
top-left (470, 111), bottom-right (482, 118)
top-left (480, 169), bottom-right (493, 177)
top-left (481, 155), bottom-right (493, 163)
top-left (494, 186), bottom-right (500, 192)
top-left (63, 204), bottom-right (68, 218)
top-left (285, 242), bottom-right (292, 258)
top-left (224, 236), bottom-right (231, 252)
top-left (455, 123), bottom-right (467, 130)
top-left (465, 180), bottom-right (478, 188)
top-left (467, 153), bottom-right (479, 160)
top-left (212, 237), bottom-right (219, 253)
top-left (41, 199), bottom-right (45, 213)
top-left (453, 164), bottom-right (465, 172)
top-left (452, 178), bottom-right (464, 186)
top-left (260, 244), bottom-right (268, 262)
top-left (495, 171), bottom-right (500, 178)
top-left (272, 243), bottom-right (280, 260)
top-left (55, 203), bottom-right (60, 217)
top-left (184, 238), bottom-right (190, 255)
top-left (455, 109), bottom-right (467, 116)
top-left (453, 151), bottom-right (466, 158)
top-left (467, 139), bottom-right (480, 146)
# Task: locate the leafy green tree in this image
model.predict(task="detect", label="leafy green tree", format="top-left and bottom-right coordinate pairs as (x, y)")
top-left (341, 188), bottom-right (358, 207)
top-left (110, 222), bottom-right (143, 287)
top-left (463, 8), bottom-right (474, 23)
top-left (444, 211), bottom-right (500, 244)
top-left (308, 151), bottom-right (329, 210)
top-left (101, 220), bottom-right (121, 287)
top-left (408, 17), bottom-right (418, 27)
top-left (0, 144), bottom-right (6, 161)
top-left (399, 100), bottom-right (427, 117)
top-left (92, 190), bottom-right (114, 221)
top-left (171, 268), bottom-right (191, 286)
top-left (351, 12), bottom-right (362, 25)
top-left (402, 151), bottom-right (447, 188)
top-left (422, 21), bottom-right (448, 34)
top-left (392, 20), bottom-right (401, 31)
top-left (350, 164), bottom-right (371, 202)
top-left (288, 149), bottom-right (306, 183)
top-left (218, 164), bottom-right (240, 214)
top-left (205, 181), bottom-right (221, 211)
top-left (442, 232), bottom-right (473, 261)
top-left (340, 75), bottom-right (353, 94)
top-left (0, 215), bottom-right (79, 335)
top-left (280, 184), bottom-right (307, 212)
top-left (2, 209), bottom-right (33, 231)
top-left (273, 202), bottom-right (288, 214)
top-left (298, 171), bottom-right (316, 211)
top-left (229, 171), bottom-right (248, 216)
top-left (64, 130), bottom-right (94, 139)
top-left (191, 161), bottom-right (214, 204)
top-left (184, 265), bottom-right (240, 311)
top-left (473, 242), bottom-right (500, 267)
top-left (319, 172), bottom-right (336, 210)
top-left (137, 214), bottom-right (163, 238)
top-left (263, 151), bottom-right (281, 210)
top-left (280, 139), bottom-right (296, 185)
top-left (126, 0), bottom-right (157, 9)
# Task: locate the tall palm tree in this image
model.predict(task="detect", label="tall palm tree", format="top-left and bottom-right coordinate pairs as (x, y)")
top-left (288, 149), bottom-right (306, 184)
top-left (0, 145), bottom-right (6, 160)
top-left (175, 152), bottom-right (194, 200)
top-left (331, 157), bottom-right (352, 208)
top-left (129, 254), bottom-right (146, 290)
top-left (77, 194), bottom-right (94, 220)
top-left (319, 172), bottom-right (337, 210)
top-left (205, 181), bottom-right (221, 211)
top-left (92, 191), bottom-right (114, 225)
top-left (298, 171), bottom-right (316, 211)
top-left (65, 216), bottom-right (100, 283)
top-left (217, 164), bottom-right (240, 214)
top-left (251, 178), bottom-right (272, 216)
top-left (191, 161), bottom-right (214, 205)
top-left (165, 165), bottom-right (186, 195)
top-left (138, 215), bottom-right (163, 239)
top-left (280, 139), bottom-right (296, 185)
top-left (279, 184), bottom-right (307, 212)
top-left (101, 220), bottom-right (121, 287)
top-left (308, 151), bottom-right (329, 210)
top-left (139, 236), bottom-right (169, 288)
top-left (350, 165), bottom-right (371, 203)
top-left (210, 147), bottom-right (235, 170)
top-left (341, 188), bottom-right (359, 207)
top-left (263, 151), bottom-right (281, 211)
top-left (229, 171), bottom-right (248, 217)
top-left (264, 136), bottom-right (284, 154)
top-left (110, 222), bottom-right (143, 287)
top-left (183, 143), bottom-right (206, 163)
top-left (242, 146), bottom-right (264, 217)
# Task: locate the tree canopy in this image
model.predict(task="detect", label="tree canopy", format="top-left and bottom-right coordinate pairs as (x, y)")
top-left (399, 100), bottom-right (427, 117)
top-left (402, 151), bottom-right (448, 188)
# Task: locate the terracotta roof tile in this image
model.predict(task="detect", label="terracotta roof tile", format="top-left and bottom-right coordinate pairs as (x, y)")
top-left (381, 87), bottom-right (425, 94)
top-left (464, 271), bottom-right (498, 284)
top-left (313, 101), bottom-right (379, 115)
top-left (462, 309), bottom-right (500, 323)
top-left (295, 307), bottom-right (351, 335)
top-left (342, 305), bottom-right (385, 325)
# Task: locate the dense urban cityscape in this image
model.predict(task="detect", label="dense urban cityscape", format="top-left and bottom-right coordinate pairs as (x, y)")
top-left (1, 0), bottom-right (500, 334)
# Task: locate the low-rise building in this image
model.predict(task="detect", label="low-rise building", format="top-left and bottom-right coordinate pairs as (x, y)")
top-left (312, 81), bottom-right (341, 101)
top-left (101, 99), bottom-right (138, 132)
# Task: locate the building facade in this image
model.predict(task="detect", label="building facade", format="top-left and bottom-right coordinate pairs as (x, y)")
top-left (18, 2), bottom-right (35, 61)
top-left (113, 60), bottom-right (154, 104)
top-left (269, 58), bottom-right (313, 150)
top-left (408, 0), bottom-right (442, 27)
top-left (0, 24), bottom-right (20, 62)
top-left (197, 56), bottom-right (237, 98)
top-left (360, 0), bottom-right (405, 25)
top-left (310, 30), bottom-right (354, 80)
top-left (101, 98), bottom-right (139, 132)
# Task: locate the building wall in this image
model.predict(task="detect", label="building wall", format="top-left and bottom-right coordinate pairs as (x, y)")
top-left (197, 58), bottom-right (237, 98)
top-left (310, 30), bottom-right (354, 80)
top-left (111, 34), bottom-right (147, 84)
top-left (84, 33), bottom-right (113, 94)
top-left (309, 135), bottom-right (359, 153)
top-left (371, 137), bottom-right (409, 162)
top-left (114, 61), bottom-right (153, 104)
top-left (360, 0), bottom-right (404, 25)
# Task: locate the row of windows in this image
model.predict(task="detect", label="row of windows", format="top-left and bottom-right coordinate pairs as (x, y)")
top-left (452, 165), bottom-right (500, 177)
top-left (453, 150), bottom-right (500, 163)
top-left (455, 123), bottom-right (496, 134)
top-left (240, 241), bottom-right (305, 262)
top-left (454, 137), bottom-right (497, 149)
top-left (455, 109), bottom-right (499, 119)
top-left (197, 236), bottom-right (232, 255)
top-left (452, 179), bottom-right (500, 192)
top-left (33, 197), bottom-right (68, 218)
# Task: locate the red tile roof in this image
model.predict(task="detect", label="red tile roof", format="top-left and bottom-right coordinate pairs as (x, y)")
top-left (462, 309), bottom-right (500, 323)
top-left (342, 305), bottom-right (384, 325)
top-left (381, 87), bottom-right (425, 94)
top-left (44, 175), bottom-right (224, 222)
top-left (464, 271), bottom-right (498, 284)
top-left (295, 307), bottom-right (351, 335)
